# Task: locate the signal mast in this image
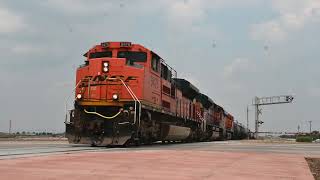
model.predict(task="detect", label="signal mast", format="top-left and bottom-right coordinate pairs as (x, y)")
top-left (252, 95), bottom-right (294, 138)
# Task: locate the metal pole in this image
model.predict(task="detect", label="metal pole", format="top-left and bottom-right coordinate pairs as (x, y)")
top-left (255, 104), bottom-right (259, 139)
top-left (254, 97), bottom-right (259, 139)
top-left (247, 105), bottom-right (249, 140)
top-left (9, 120), bottom-right (12, 134)
top-left (308, 121), bottom-right (312, 134)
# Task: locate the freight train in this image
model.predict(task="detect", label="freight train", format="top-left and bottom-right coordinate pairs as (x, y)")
top-left (65, 42), bottom-right (248, 146)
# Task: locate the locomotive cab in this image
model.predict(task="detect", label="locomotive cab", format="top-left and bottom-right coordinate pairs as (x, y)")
top-left (76, 42), bottom-right (148, 103)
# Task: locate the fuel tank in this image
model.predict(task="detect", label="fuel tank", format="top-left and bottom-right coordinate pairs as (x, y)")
top-left (161, 124), bottom-right (191, 141)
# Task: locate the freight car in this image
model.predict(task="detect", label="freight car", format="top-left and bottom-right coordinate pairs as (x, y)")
top-left (65, 42), bottom-right (248, 146)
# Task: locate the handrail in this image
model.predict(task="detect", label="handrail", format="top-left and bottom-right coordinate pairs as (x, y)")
top-left (88, 78), bottom-right (91, 98)
top-left (120, 79), bottom-right (141, 127)
top-left (197, 111), bottom-right (206, 132)
top-left (107, 78), bottom-right (141, 127)
top-left (84, 109), bottom-right (122, 119)
top-left (64, 80), bottom-right (83, 123)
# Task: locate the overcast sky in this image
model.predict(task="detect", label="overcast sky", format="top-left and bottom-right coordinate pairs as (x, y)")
top-left (0, 0), bottom-right (319, 133)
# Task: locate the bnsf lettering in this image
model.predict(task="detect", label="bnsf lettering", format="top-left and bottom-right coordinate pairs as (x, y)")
top-left (84, 75), bottom-right (137, 83)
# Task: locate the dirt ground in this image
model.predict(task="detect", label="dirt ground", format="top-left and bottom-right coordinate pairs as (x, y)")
top-left (306, 158), bottom-right (320, 180)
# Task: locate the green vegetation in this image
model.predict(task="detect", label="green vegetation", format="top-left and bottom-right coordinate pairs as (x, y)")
top-left (311, 131), bottom-right (320, 141)
top-left (296, 136), bottom-right (313, 142)
top-left (0, 132), bottom-right (16, 138)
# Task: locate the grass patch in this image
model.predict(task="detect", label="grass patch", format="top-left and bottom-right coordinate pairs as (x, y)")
top-left (296, 136), bottom-right (313, 142)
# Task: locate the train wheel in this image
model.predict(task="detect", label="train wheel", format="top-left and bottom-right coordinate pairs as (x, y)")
top-left (123, 139), bottom-right (134, 147)
top-left (90, 134), bottom-right (103, 147)
top-left (134, 139), bottom-right (141, 146)
top-left (91, 140), bottom-right (100, 147)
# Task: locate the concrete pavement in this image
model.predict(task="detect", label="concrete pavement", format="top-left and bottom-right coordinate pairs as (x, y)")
top-left (0, 150), bottom-right (314, 180)
top-left (0, 140), bottom-right (317, 179)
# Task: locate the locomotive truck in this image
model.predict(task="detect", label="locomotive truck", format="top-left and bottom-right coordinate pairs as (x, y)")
top-left (65, 42), bottom-right (248, 146)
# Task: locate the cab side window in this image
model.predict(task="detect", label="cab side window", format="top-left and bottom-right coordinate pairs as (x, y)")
top-left (161, 63), bottom-right (171, 82)
top-left (151, 53), bottom-right (160, 73)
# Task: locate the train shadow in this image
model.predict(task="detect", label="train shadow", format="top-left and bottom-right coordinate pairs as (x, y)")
top-left (107, 140), bottom-right (213, 149)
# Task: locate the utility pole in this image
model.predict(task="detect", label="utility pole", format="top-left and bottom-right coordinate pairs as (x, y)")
top-left (247, 105), bottom-right (249, 140)
top-left (252, 95), bottom-right (294, 139)
top-left (308, 121), bottom-right (312, 134)
top-left (297, 125), bottom-right (300, 134)
top-left (9, 120), bottom-right (12, 134)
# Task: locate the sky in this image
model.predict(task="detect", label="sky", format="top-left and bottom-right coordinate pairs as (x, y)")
top-left (0, 0), bottom-right (319, 133)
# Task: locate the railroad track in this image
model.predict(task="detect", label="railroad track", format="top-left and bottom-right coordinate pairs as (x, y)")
top-left (1, 141), bottom-right (320, 160)
top-left (0, 145), bottom-right (107, 159)
top-left (0, 141), bottom-right (225, 159)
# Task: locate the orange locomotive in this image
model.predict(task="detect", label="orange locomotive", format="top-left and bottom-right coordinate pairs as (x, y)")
top-left (65, 42), bottom-right (247, 146)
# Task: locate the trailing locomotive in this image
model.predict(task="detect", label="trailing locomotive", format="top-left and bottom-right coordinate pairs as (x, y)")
top-left (65, 42), bottom-right (248, 146)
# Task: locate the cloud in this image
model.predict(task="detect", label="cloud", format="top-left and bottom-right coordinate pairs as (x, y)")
top-left (0, 7), bottom-right (25, 33)
top-left (251, 21), bottom-right (286, 41)
top-left (43, 0), bottom-right (114, 15)
top-left (223, 58), bottom-right (256, 79)
top-left (220, 58), bottom-right (258, 94)
top-left (251, 0), bottom-right (320, 41)
top-left (167, 0), bottom-right (261, 26)
top-left (167, 0), bottom-right (205, 26)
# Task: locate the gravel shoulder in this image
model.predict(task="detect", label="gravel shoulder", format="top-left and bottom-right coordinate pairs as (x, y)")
top-left (306, 158), bottom-right (320, 180)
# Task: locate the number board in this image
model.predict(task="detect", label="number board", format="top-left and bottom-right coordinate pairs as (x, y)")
top-left (101, 42), bottom-right (110, 47)
top-left (120, 42), bottom-right (132, 47)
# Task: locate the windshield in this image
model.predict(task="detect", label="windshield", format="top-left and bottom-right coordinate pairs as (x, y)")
top-left (117, 51), bottom-right (147, 62)
top-left (89, 51), bottom-right (112, 59)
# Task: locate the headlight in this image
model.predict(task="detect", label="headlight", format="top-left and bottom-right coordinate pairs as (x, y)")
top-left (102, 61), bottom-right (109, 72)
top-left (76, 94), bottom-right (82, 99)
top-left (112, 94), bottom-right (119, 100)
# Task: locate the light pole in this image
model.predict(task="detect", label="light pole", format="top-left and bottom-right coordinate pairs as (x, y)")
top-left (9, 120), bottom-right (12, 134)
top-left (308, 121), bottom-right (312, 134)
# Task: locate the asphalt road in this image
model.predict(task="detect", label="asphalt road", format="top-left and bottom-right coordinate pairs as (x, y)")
top-left (1, 140), bottom-right (320, 159)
